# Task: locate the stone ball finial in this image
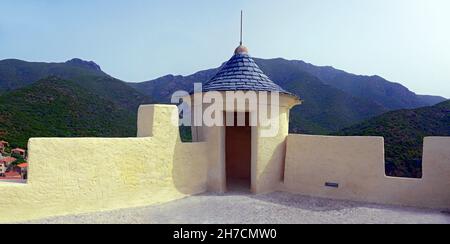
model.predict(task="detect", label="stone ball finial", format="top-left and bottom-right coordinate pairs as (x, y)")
top-left (234, 45), bottom-right (249, 55)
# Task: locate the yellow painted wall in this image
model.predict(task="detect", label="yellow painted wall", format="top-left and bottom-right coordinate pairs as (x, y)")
top-left (284, 135), bottom-right (450, 209)
top-left (253, 105), bottom-right (290, 193)
top-left (0, 105), bottom-right (208, 223)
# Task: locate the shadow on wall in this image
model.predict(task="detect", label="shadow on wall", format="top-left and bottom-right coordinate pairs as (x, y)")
top-left (137, 104), bottom-right (209, 195)
top-left (172, 140), bottom-right (208, 195)
top-left (257, 142), bottom-right (286, 193)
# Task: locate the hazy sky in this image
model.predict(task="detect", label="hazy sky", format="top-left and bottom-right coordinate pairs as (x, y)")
top-left (1, 0), bottom-right (449, 97)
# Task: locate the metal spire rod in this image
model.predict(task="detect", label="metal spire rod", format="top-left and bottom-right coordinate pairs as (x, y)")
top-left (240, 10), bottom-right (243, 46)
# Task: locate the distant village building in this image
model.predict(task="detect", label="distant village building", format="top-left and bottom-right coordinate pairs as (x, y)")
top-left (0, 161), bottom-right (6, 177)
top-left (11, 148), bottom-right (26, 158)
top-left (0, 156), bottom-right (16, 177)
top-left (0, 156), bottom-right (16, 167)
top-left (16, 163), bottom-right (28, 180)
top-left (0, 141), bottom-right (9, 153)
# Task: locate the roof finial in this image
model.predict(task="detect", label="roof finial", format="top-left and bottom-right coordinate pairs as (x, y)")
top-left (240, 10), bottom-right (243, 46)
top-left (234, 10), bottom-right (248, 54)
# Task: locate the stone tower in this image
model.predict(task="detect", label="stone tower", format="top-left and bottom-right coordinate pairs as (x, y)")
top-left (186, 43), bottom-right (301, 193)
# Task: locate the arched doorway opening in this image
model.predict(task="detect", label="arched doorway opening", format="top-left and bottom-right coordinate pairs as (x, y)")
top-left (225, 112), bottom-right (252, 192)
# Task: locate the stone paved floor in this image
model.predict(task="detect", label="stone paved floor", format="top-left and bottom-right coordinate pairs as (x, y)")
top-left (24, 191), bottom-right (450, 224)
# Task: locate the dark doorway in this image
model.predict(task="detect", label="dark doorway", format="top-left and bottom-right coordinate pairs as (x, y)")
top-left (226, 112), bottom-right (251, 191)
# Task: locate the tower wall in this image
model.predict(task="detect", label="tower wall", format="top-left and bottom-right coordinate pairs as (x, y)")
top-left (188, 92), bottom-right (300, 193)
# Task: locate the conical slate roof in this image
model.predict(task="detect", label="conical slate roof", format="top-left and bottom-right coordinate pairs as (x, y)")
top-left (198, 48), bottom-right (295, 96)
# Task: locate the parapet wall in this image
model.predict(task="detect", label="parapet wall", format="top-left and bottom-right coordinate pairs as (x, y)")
top-left (0, 105), bottom-right (209, 223)
top-left (283, 135), bottom-right (450, 209)
top-left (1, 104), bottom-right (448, 223)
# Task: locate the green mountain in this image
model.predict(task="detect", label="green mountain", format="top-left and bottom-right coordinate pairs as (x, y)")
top-left (129, 66), bottom-right (391, 134)
top-left (0, 57), bottom-right (447, 162)
top-left (337, 100), bottom-right (450, 178)
top-left (0, 76), bottom-right (138, 148)
top-left (130, 58), bottom-right (446, 134)
top-left (2, 57), bottom-right (445, 135)
top-left (272, 58), bottom-right (446, 109)
top-left (0, 58), bottom-right (152, 111)
top-left (0, 58), bottom-right (154, 148)
top-left (254, 58), bottom-right (389, 133)
top-left (0, 58), bottom-right (105, 92)
top-left (130, 62), bottom-right (401, 133)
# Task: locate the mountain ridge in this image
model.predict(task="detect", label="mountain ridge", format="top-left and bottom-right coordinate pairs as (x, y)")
top-left (128, 57), bottom-right (445, 133)
top-left (0, 57), bottom-right (447, 178)
top-left (130, 57), bottom-right (446, 108)
top-left (0, 58), bottom-right (153, 110)
top-left (0, 76), bottom-right (138, 148)
top-left (337, 99), bottom-right (450, 178)
top-left (0, 57), bottom-right (446, 136)
top-left (252, 57), bottom-right (446, 109)
top-left (65, 58), bottom-right (102, 71)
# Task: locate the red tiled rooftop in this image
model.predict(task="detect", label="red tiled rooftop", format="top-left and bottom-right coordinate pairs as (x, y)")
top-left (1, 171), bottom-right (21, 180)
top-left (17, 163), bottom-right (28, 168)
top-left (12, 148), bottom-right (26, 153)
top-left (0, 157), bottom-right (16, 164)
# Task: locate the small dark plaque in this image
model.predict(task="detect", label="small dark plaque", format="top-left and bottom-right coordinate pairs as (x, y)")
top-left (325, 182), bottom-right (339, 188)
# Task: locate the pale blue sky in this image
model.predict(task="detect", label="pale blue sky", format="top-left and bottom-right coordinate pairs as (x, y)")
top-left (1, 0), bottom-right (449, 97)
